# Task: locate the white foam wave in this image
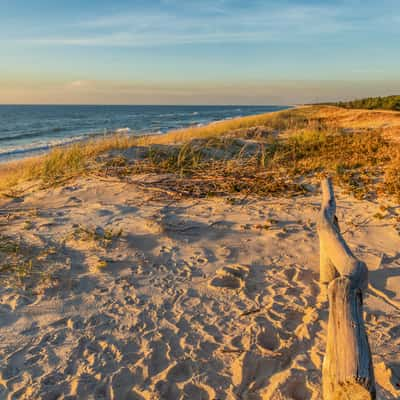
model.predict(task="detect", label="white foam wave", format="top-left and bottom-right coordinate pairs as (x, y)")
top-left (115, 127), bottom-right (131, 134)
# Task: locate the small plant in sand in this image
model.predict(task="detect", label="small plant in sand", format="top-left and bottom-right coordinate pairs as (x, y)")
top-left (0, 235), bottom-right (20, 255)
top-left (23, 220), bottom-right (34, 230)
top-left (71, 225), bottom-right (123, 248)
top-left (0, 235), bottom-right (54, 289)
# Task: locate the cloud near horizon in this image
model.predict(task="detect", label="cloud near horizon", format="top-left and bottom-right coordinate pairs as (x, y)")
top-left (1, 79), bottom-right (399, 105)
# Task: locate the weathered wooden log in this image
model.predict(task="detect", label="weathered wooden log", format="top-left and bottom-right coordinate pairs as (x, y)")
top-left (318, 178), bottom-right (376, 400)
top-left (322, 277), bottom-right (375, 399)
top-left (319, 178), bottom-right (368, 289)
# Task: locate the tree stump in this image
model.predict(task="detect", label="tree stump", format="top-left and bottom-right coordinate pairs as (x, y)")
top-left (318, 178), bottom-right (376, 400)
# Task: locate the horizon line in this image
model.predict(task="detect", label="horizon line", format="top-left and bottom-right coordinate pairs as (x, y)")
top-left (0, 103), bottom-right (295, 107)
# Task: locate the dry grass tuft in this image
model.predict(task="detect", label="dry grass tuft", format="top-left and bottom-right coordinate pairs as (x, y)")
top-left (0, 235), bottom-right (54, 288)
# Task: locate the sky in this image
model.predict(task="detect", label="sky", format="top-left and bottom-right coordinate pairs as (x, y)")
top-left (0, 0), bottom-right (399, 105)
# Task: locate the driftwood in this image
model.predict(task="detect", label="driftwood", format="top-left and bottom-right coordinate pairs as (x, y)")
top-left (318, 178), bottom-right (376, 400)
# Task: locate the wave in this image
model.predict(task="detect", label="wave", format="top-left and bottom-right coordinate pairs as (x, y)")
top-left (52, 127), bottom-right (67, 133)
top-left (115, 127), bottom-right (131, 134)
top-left (0, 106), bottom-right (290, 163)
top-left (0, 135), bottom-right (87, 159)
top-left (0, 127), bottom-right (131, 161)
top-left (0, 126), bottom-right (71, 142)
top-left (0, 130), bottom-right (47, 143)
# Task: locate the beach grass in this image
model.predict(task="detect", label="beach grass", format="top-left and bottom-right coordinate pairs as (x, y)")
top-left (129, 126), bottom-right (394, 198)
top-left (0, 134), bottom-right (136, 191)
top-left (0, 109), bottom-right (299, 191)
top-left (1, 105), bottom-right (400, 200)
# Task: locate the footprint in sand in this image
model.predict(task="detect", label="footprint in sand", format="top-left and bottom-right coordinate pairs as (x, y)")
top-left (256, 327), bottom-right (281, 353)
top-left (110, 367), bottom-right (136, 399)
top-left (272, 373), bottom-right (312, 400)
top-left (154, 380), bottom-right (181, 399)
top-left (66, 196), bottom-right (82, 204)
top-left (209, 265), bottom-right (249, 290)
top-left (374, 362), bottom-right (400, 398)
top-left (183, 382), bottom-right (214, 400)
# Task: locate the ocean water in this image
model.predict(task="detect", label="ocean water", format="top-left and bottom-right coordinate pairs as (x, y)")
top-left (0, 105), bottom-right (288, 162)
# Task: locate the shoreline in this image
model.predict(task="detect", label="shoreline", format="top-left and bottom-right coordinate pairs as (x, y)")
top-left (0, 105), bottom-right (290, 164)
top-left (1, 104), bottom-right (400, 195)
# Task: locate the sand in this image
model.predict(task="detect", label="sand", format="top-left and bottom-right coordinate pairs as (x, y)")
top-left (0, 176), bottom-right (399, 399)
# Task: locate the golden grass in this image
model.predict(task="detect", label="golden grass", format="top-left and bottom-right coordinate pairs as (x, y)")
top-left (134, 108), bottom-right (302, 145)
top-left (299, 105), bottom-right (400, 130)
top-left (126, 127), bottom-right (393, 199)
top-left (0, 134), bottom-right (136, 191)
top-left (0, 108), bottom-right (301, 191)
top-left (1, 105), bottom-right (400, 199)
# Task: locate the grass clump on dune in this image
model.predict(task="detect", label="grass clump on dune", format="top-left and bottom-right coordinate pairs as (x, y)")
top-left (0, 235), bottom-right (43, 288)
top-left (120, 126), bottom-right (394, 199)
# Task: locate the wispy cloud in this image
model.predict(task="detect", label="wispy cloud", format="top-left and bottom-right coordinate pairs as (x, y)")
top-left (9, 2), bottom-right (362, 47)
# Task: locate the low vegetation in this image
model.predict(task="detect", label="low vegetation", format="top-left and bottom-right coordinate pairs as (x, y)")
top-left (70, 225), bottom-right (123, 248)
top-left (0, 134), bottom-right (136, 191)
top-left (125, 126), bottom-right (395, 199)
top-left (0, 235), bottom-right (54, 289)
top-left (1, 106), bottom-right (400, 200)
top-left (0, 108), bottom-right (302, 190)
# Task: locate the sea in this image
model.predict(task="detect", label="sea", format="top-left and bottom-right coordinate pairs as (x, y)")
top-left (0, 105), bottom-right (288, 162)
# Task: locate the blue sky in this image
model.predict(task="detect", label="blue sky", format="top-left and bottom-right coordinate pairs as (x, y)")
top-left (1, 0), bottom-right (399, 104)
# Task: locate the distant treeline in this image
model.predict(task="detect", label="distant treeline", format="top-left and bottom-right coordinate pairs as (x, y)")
top-left (321, 95), bottom-right (400, 111)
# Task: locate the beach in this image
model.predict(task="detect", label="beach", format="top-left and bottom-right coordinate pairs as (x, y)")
top-left (1, 106), bottom-right (400, 399)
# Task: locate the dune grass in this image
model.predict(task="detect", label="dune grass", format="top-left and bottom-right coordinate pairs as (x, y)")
top-left (127, 126), bottom-right (395, 199)
top-left (0, 108), bottom-right (301, 191)
top-left (1, 105), bottom-right (400, 200)
top-left (0, 134), bottom-right (136, 192)
top-left (134, 107), bottom-right (306, 145)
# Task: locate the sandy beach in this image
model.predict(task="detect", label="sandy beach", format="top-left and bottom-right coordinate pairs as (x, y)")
top-left (0, 178), bottom-right (399, 398)
top-left (1, 106), bottom-right (400, 399)
top-left (2, 0), bottom-right (400, 396)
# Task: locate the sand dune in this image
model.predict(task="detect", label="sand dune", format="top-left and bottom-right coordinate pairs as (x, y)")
top-left (0, 177), bottom-right (399, 399)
